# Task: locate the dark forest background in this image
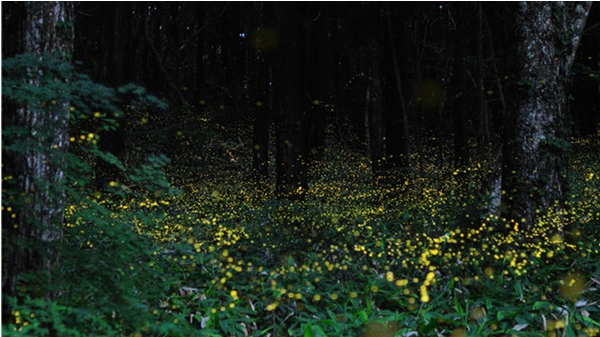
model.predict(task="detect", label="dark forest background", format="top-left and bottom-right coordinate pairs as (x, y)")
top-left (2, 2), bottom-right (600, 336)
top-left (68, 2), bottom-right (599, 193)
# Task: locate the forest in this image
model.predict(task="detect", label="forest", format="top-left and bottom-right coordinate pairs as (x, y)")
top-left (2, 2), bottom-right (600, 336)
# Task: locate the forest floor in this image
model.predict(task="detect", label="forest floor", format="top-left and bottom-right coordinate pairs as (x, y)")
top-left (133, 119), bottom-right (600, 336)
top-left (7, 116), bottom-right (599, 337)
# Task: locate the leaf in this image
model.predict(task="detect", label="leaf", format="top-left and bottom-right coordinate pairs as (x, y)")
top-left (512, 323), bottom-right (528, 331)
top-left (397, 330), bottom-right (419, 337)
top-left (353, 310), bottom-right (368, 326)
top-left (532, 301), bottom-right (550, 310)
top-left (200, 315), bottom-right (210, 329)
top-left (303, 323), bottom-right (315, 337)
top-left (303, 323), bottom-right (328, 337)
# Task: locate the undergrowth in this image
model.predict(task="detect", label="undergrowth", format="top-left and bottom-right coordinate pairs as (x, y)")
top-left (142, 130), bottom-right (599, 337)
top-left (12, 130), bottom-right (600, 337)
top-left (3, 79), bottom-right (599, 337)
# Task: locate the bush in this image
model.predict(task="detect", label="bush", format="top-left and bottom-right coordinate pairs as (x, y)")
top-left (2, 53), bottom-right (198, 336)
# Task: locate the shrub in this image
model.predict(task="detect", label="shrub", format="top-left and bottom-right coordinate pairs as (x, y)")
top-left (2, 53), bottom-right (198, 336)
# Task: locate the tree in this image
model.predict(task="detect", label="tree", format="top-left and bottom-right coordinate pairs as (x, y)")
top-left (502, 2), bottom-right (592, 230)
top-left (248, 2), bottom-right (276, 181)
top-left (383, 3), bottom-right (412, 172)
top-left (367, 36), bottom-right (386, 180)
top-left (2, 1), bottom-right (74, 303)
top-left (274, 3), bottom-right (308, 199)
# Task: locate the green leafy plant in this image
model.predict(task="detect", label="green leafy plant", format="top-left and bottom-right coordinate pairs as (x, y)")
top-left (2, 53), bottom-right (195, 336)
top-left (3, 53), bottom-right (599, 337)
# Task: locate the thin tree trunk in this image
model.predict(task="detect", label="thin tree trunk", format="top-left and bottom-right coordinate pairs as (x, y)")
top-left (454, 44), bottom-right (469, 169)
top-left (367, 41), bottom-right (386, 180)
top-left (249, 3), bottom-right (273, 181)
top-left (385, 6), bottom-right (412, 168)
top-left (303, 5), bottom-right (328, 163)
top-left (476, 2), bottom-right (489, 155)
top-left (274, 3), bottom-right (307, 199)
top-left (251, 61), bottom-right (273, 181)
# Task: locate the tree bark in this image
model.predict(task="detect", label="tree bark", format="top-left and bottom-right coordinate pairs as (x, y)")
top-left (367, 38), bottom-right (386, 180)
top-left (476, 2), bottom-right (490, 155)
top-left (250, 3), bottom-right (274, 180)
top-left (384, 5), bottom-right (412, 170)
top-left (2, 1), bottom-right (74, 301)
top-left (303, 4), bottom-right (328, 163)
top-left (274, 3), bottom-right (307, 199)
top-left (502, 2), bottom-right (592, 230)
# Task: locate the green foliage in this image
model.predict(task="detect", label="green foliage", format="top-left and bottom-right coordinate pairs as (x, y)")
top-left (4, 54), bottom-right (111, 123)
top-left (3, 54), bottom-right (599, 336)
top-left (89, 123), bottom-right (595, 337)
top-left (2, 54), bottom-right (191, 336)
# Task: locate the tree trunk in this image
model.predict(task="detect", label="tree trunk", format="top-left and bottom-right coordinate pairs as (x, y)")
top-left (384, 6), bottom-right (412, 170)
top-left (274, 3), bottom-right (307, 199)
top-left (502, 1), bottom-right (592, 230)
top-left (2, 1), bottom-right (74, 301)
top-left (451, 3), bottom-right (474, 170)
top-left (476, 2), bottom-right (490, 155)
top-left (367, 38), bottom-right (386, 180)
top-left (250, 3), bottom-right (274, 181)
top-left (303, 6), bottom-right (328, 163)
